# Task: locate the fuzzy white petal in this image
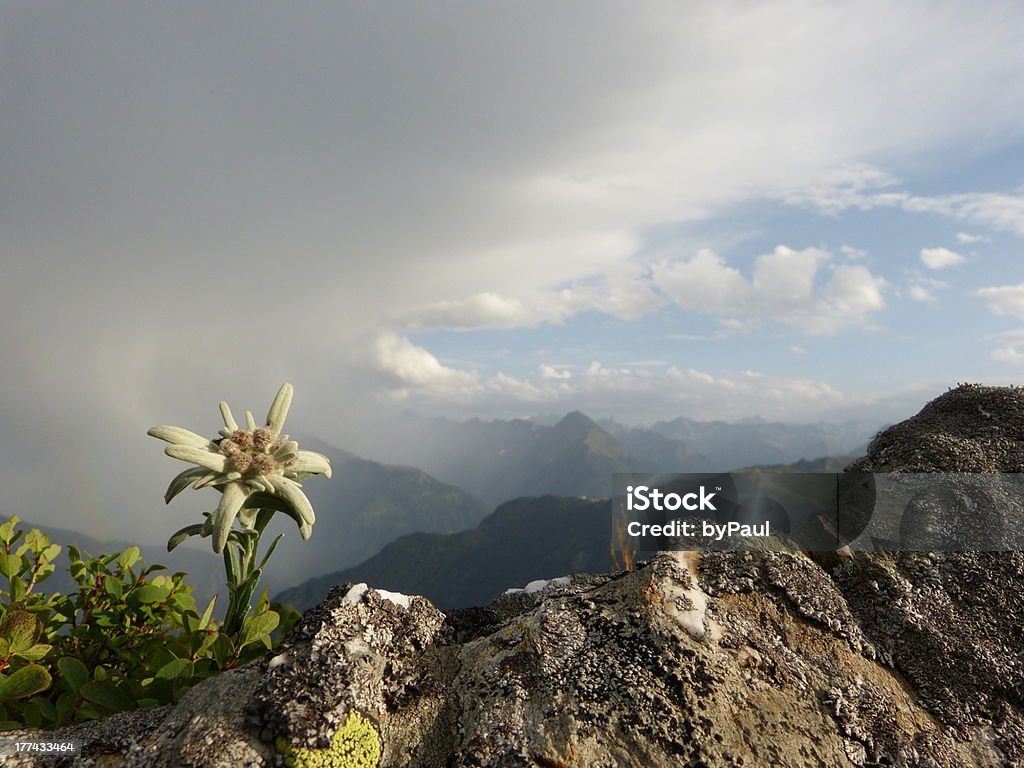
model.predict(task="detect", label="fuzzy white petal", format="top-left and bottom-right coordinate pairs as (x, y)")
top-left (288, 450), bottom-right (332, 479)
top-left (147, 426), bottom-right (212, 448)
top-left (165, 445), bottom-right (228, 473)
top-left (212, 482), bottom-right (249, 553)
top-left (219, 402), bottom-right (239, 432)
top-left (265, 474), bottom-right (316, 526)
top-left (265, 383), bottom-right (294, 438)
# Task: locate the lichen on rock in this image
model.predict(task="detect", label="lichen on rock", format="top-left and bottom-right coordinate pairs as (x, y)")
top-left (276, 710), bottom-right (382, 768)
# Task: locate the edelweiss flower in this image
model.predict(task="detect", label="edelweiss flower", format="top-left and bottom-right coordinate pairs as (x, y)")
top-left (148, 383), bottom-right (331, 553)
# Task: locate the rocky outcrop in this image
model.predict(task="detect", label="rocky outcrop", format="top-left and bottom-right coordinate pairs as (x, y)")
top-left (8, 384), bottom-right (1024, 766)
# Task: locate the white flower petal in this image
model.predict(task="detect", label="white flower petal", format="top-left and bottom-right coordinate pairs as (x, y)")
top-left (245, 410), bottom-right (257, 430)
top-left (147, 425), bottom-right (212, 448)
top-left (265, 383), bottom-right (294, 437)
top-left (288, 450), bottom-right (332, 479)
top-left (219, 402), bottom-right (239, 432)
top-left (265, 474), bottom-right (316, 526)
top-left (165, 445), bottom-right (228, 473)
top-left (212, 481), bottom-right (249, 553)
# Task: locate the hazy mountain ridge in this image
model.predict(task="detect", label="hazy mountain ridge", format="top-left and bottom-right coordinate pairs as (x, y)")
top-left (362, 412), bottom-right (653, 506)
top-left (365, 410), bottom-right (879, 505)
top-left (275, 495), bottom-right (614, 611)
top-left (275, 450), bottom-right (866, 611)
top-left (270, 438), bottom-right (491, 587)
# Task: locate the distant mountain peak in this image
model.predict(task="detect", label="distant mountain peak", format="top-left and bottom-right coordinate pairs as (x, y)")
top-left (555, 410), bottom-right (599, 431)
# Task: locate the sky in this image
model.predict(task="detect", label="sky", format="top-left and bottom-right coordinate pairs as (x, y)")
top-left (3, 1), bottom-right (1024, 543)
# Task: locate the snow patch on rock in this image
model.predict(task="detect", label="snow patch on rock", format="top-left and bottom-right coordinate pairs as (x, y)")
top-left (343, 582), bottom-right (369, 605)
top-left (376, 589), bottom-right (412, 609)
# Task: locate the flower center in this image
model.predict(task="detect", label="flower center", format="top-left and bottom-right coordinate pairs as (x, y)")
top-left (219, 428), bottom-right (296, 477)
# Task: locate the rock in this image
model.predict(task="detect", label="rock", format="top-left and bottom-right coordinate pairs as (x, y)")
top-left (7, 384), bottom-right (1024, 766)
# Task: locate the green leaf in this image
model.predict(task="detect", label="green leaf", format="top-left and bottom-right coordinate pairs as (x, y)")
top-left (239, 610), bottom-right (279, 649)
top-left (14, 643), bottom-right (51, 662)
top-left (211, 634), bottom-right (234, 667)
top-left (105, 577), bottom-right (124, 600)
top-left (256, 533), bottom-right (285, 572)
top-left (81, 680), bottom-right (133, 712)
top-left (0, 519), bottom-right (15, 545)
top-left (155, 658), bottom-right (193, 681)
top-left (167, 524), bottom-right (205, 553)
top-left (0, 554), bottom-right (21, 581)
top-left (0, 610), bottom-right (41, 653)
top-left (0, 664), bottom-right (52, 701)
top-left (29, 695), bottom-right (57, 724)
top-left (55, 690), bottom-right (76, 721)
top-left (118, 546), bottom-right (140, 570)
top-left (57, 657), bottom-right (88, 695)
top-left (41, 544), bottom-right (61, 563)
top-left (131, 584), bottom-right (170, 604)
top-left (198, 596), bottom-right (216, 630)
top-left (181, 610), bottom-right (199, 634)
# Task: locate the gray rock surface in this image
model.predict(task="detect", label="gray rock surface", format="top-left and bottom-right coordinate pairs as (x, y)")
top-left (6, 384), bottom-right (1024, 766)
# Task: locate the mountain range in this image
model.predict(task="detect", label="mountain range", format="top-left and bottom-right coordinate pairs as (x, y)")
top-left (275, 495), bottom-right (614, 611)
top-left (358, 411), bottom-right (880, 505)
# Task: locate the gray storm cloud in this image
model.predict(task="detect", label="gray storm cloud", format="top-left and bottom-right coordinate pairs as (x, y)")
top-left (2, 1), bottom-right (1024, 549)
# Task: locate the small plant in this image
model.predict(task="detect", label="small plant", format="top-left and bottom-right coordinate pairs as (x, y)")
top-left (149, 383), bottom-right (330, 637)
top-left (0, 516), bottom-right (296, 729)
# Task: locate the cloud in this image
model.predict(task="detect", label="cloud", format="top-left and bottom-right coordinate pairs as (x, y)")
top-left (956, 232), bottom-right (989, 244)
top-left (920, 247), bottom-right (967, 269)
top-left (985, 329), bottom-right (1024, 365)
top-left (788, 345), bottom-right (808, 355)
top-left (371, 344), bottom-right (848, 422)
top-left (652, 246), bottom-right (886, 335)
top-left (973, 284), bottom-right (1024, 319)
top-left (372, 333), bottom-right (480, 398)
top-left (4, 2), bottom-right (1024, 538)
top-left (909, 285), bottom-right (937, 303)
top-left (783, 165), bottom-right (1024, 238)
top-left (538, 365), bottom-right (572, 380)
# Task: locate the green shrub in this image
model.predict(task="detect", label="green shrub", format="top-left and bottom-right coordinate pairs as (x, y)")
top-left (0, 516), bottom-right (295, 729)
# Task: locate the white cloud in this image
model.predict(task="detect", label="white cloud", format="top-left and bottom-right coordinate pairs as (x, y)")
top-left (372, 333), bottom-right (480, 398)
top-left (909, 285), bottom-right (937, 303)
top-left (992, 346), bottom-right (1024, 365)
top-left (788, 345), bottom-right (808, 355)
top-left (956, 232), bottom-right (989, 244)
top-left (783, 165), bottom-right (1024, 239)
top-left (369, 337), bottom-right (848, 421)
top-left (667, 333), bottom-right (709, 341)
top-left (840, 245), bottom-right (869, 260)
top-left (652, 246), bottom-right (886, 335)
top-left (920, 247), bottom-right (966, 269)
top-left (538, 365), bottom-right (572, 380)
top-left (973, 284), bottom-right (1024, 319)
top-left (987, 329), bottom-right (1024, 365)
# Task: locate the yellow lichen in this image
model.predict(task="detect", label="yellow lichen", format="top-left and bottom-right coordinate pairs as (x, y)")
top-left (276, 710), bottom-right (382, 768)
